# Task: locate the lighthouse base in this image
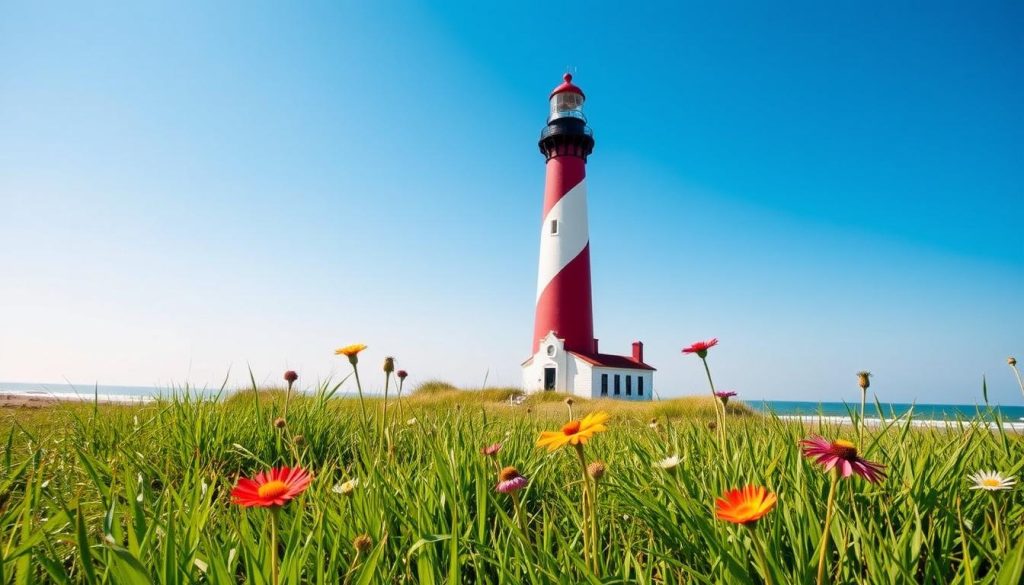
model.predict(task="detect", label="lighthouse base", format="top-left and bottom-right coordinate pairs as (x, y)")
top-left (522, 331), bottom-right (656, 400)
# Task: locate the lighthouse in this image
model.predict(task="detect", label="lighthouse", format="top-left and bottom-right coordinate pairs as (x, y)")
top-left (521, 74), bottom-right (655, 400)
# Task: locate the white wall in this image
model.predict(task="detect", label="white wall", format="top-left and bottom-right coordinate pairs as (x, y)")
top-left (591, 367), bottom-right (654, 401)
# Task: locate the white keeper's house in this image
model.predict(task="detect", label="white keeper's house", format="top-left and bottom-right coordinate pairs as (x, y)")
top-left (520, 74), bottom-right (656, 400)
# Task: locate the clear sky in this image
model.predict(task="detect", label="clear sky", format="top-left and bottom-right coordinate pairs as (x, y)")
top-left (1, 1), bottom-right (1022, 405)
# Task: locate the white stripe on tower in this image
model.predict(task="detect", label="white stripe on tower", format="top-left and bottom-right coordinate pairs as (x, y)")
top-left (535, 179), bottom-right (589, 301)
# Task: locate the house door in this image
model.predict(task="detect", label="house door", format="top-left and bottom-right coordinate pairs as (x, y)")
top-left (543, 367), bottom-right (556, 391)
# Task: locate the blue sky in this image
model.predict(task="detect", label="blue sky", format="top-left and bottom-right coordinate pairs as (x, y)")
top-left (1, 1), bottom-right (1021, 404)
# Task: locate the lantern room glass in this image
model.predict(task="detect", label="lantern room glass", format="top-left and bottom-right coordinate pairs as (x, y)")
top-left (549, 92), bottom-right (585, 122)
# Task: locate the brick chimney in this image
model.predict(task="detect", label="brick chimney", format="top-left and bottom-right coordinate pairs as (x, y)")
top-left (631, 341), bottom-right (644, 363)
top-left (593, 338), bottom-right (599, 353)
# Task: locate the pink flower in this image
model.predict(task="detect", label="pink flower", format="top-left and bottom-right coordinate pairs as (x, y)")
top-left (481, 443), bottom-right (502, 457)
top-left (396, 370), bottom-right (408, 380)
top-left (714, 390), bottom-right (737, 405)
top-left (800, 436), bottom-right (887, 483)
top-left (682, 338), bottom-right (718, 358)
top-left (283, 370), bottom-right (298, 388)
top-left (496, 466), bottom-right (527, 493)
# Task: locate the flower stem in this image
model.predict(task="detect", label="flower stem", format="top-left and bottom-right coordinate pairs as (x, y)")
top-left (270, 507), bottom-right (280, 585)
top-left (1010, 363), bottom-right (1024, 399)
top-left (511, 491), bottom-right (529, 541)
top-left (351, 365), bottom-right (370, 440)
top-left (381, 372), bottom-right (392, 457)
top-left (816, 470), bottom-right (840, 585)
top-left (700, 357), bottom-right (726, 455)
top-left (573, 444), bottom-right (593, 573)
top-left (858, 388), bottom-right (867, 446)
top-left (747, 525), bottom-right (773, 585)
top-left (990, 495), bottom-right (1002, 552)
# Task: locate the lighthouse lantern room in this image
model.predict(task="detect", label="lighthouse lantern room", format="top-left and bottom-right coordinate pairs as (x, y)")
top-left (521, 74), bottom-right (655, 400)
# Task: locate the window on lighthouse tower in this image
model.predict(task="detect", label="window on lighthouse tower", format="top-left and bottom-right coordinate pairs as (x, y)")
top-left (549, 92), bottom-right (585, 122)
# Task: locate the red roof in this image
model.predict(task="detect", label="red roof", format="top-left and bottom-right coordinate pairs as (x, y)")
top-left (550, 73), bottom-right (584, 99)
top-left (569, 351), bottom-right (656, 371)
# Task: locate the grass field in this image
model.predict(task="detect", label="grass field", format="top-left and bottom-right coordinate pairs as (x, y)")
top-left (0, 377), bottom-right (1021, 584)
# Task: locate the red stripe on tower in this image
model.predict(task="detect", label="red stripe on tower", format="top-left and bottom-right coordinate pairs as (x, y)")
top-left (532, 74), bottom-right (596, 354)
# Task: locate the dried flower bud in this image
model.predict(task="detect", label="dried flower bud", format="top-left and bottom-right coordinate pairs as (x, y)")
top-left (707, 421), bottom-right (717, 431)
top-left (353, 534), bottom-right (373, 554)
top-left (856, 371), bottom-right (871, 390)
top-left (383, 356), bottom-right (395, 374)
top-left (293, 434), bottom-right (305, 445)
top-left (587, 461), bottom-right (606, 480)
top-left (1009, 357), bottom-right (1017, 367)
top-left (564, 397), bottom-right (574, 406)
top-left (273, 417), bottom-right (286, 429)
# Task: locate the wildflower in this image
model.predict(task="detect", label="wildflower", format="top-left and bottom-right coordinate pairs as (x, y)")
top-left (681, 338), bottom-right (718, 358)
top-left (536, 411), bottom-right (609, 451)
top-left (334, 343), bottom-right (367, 365)
top-left (714, 390), bottom-right (737, 405)
top-left (496, 466), bottom-right (528, 493)
top-left (284, 370), bottom-right (298, 386)
top-left (968, 470), bottom-right (1016, 491)
top-left (397, 369), bottom-right (408, 380)
top-left (383, 356), bottom-right (395, 374)
top-left (230, 466), bottom-right (313, 508)
top-left (481, 443), bottom-right (502, 457)
top-left (332, 478), bottom-right (359, 496)
top-left (856, 371), bottom-right (871, 390)
top-left (273, 417), bottom-right (286, 429)
top-left (587, 461), bottom-right (606, 480)
top-left (800, 436), bottom-right (886, 483)
top-left (564, 397), bottom-right (574, 406)
top-left (656, 455), bottom-right (681, 470)
top-left (715, 486), bottom-right (777, 525)
top-left (353, 534), bottom-right (373, 555)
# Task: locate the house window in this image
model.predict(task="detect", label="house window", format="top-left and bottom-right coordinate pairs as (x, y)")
top-left (626, 375), bottom-right (632, 396)
top-left (614, 374), bottom-right (621, 395)
top-left (550, 219), bottom-right (558, 235)
top-left (600, 373), bottom-right (608, 396)
top-left (638, 376), bottom-right (644, 396)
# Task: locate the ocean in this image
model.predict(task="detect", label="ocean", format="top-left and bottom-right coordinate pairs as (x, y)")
top-left (2, 382), bottom-right (1022, 422)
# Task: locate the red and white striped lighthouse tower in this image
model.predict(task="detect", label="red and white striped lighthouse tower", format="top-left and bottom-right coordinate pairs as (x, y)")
top-left (532, 73), bottom-right (596, 355)
top-left (523, 74), bottom-right (655, 397)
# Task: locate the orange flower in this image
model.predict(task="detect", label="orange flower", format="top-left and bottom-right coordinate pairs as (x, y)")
top-left (231, 466), bottom-right (313, 508)
top-left (536, 411), bottom-right (609, 451)
top-left (715, 486), bottom-right (777, 525)
top-left (335, 343), bottom-right (367, 365)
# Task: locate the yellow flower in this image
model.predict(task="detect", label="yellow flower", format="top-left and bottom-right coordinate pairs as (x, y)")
top-left (335, 343), bottom-right (368, 365)
top-left (536, 411), bottom-right (609, 451)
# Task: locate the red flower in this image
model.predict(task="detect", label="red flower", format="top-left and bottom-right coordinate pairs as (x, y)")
top-left (231, 466), bottom-right (313, 508)
top-left (396, 370), bottom-right (408, 380)
top-left (682, 338), bottom-right (719, 358)
top-left (284, 370), bottom-right (298, 384)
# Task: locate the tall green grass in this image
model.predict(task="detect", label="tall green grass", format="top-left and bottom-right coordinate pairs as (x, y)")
top-left (0, 384), bottom-right (1020, 583)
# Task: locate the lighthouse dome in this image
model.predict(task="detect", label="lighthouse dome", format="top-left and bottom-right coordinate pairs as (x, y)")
top-left (549, 73), bottom-right (586, 123)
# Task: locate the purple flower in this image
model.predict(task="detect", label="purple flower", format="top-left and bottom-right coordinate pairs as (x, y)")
top-left (714, 390), bottom-right (737, 405)
top-left (496, 466), bottom-right (527, 493)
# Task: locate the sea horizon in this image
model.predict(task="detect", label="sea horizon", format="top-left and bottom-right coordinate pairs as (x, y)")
top-left (3, 381), bottom-right (1021, 422)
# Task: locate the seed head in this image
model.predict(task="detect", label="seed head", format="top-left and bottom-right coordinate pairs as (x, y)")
top-left (1009, 357), bottom-right (1017, 367)
top-left (587, 461), bottom-right (606, 480)
top-left (856, 371), bottom-right (871, 390)
top-left (353, 534), bottom-right (373, 554)
top-left (564, 397), bottom-right (574, 406)
top-left (293, 434), bottom-right (305, 445)
top-left (273, 417), bottom-right (286, 429)
top-left (383, 356), bottom-right (395, 374)
top-left (707, 421), bottom-right (717, 431)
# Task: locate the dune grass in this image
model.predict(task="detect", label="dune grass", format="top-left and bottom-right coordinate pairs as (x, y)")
top-left (0, 381), bottom-right (1021, 583)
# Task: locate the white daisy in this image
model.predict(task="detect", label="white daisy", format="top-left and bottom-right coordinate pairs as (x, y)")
top-left (968, 470), bottom-right (1016, 491)
top-left (332, 478), bottom-right (359, 496)
top-left (656, 455), bottom-right (681, 470)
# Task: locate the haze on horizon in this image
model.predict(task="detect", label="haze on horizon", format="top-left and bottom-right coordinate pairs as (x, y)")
top-left (1, 2), bottom-right (1022, 406)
